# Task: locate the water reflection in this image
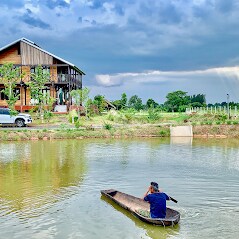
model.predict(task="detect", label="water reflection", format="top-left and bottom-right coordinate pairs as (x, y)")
top-left (170, 137), bottom-right (193, 146)
top-left (0, 138), bottom-right (238, 239)
top-left (101, 196), bottom-right (179, 239)
top-left (0, 140), bottom-right (87, 220)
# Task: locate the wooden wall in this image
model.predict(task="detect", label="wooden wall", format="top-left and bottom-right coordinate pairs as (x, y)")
top-left (0, 87), bottom-right (31, 106)
top-left (50, 66), bottom-right (57, 82)
top-left (0, 45), bottom-right (21, 64)
top-left (21, 42), bottom-right (53, 65)
top-left (21, 66), bottom-right (30, 82)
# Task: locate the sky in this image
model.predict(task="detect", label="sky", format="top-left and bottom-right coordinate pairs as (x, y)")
top-left (1, 0), bottom-right (239, 104)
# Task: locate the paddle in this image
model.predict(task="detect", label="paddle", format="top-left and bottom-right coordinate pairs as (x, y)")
top-left (169, 196), bottom-right (178, 203)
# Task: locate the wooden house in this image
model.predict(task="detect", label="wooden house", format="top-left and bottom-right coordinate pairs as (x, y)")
top-left (0, 38), bottom-right (85, 112)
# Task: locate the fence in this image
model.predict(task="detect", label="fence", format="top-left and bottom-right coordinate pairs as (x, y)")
top-left (186, 106), bottom-right (238, 117)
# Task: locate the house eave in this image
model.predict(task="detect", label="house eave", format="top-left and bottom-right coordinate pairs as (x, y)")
top-left (0, 37), bottom-right (85, 75)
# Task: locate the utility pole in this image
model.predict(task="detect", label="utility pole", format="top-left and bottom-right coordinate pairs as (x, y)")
top-left (227, 94), bottom-right (230, 119)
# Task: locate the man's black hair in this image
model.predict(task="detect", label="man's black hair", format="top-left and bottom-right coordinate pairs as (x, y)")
top-left (150, 182), bottom-right (159, 191)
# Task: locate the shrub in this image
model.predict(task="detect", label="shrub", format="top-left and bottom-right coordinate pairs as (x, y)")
top-left (124, 113), bottom-right (133, 123)
top-left (44, 111), bottom-right (53, 122)
top-left (226, 120), bottom-right (232, 125)
top-left (217, 114), bottom-right (227, 122)
top-left (69, 110), bottom-right (78, 123)
top-left (104, 123), bottom-right (113, 130)
top-left (148, 108), bottom-right (160, 122)
top-left (158, 129), bottom-right (170, 137)
top-left (75, 120), bottom-right (84, 129)
top-left (107, 114), bottom-right (115, 121)
top-left (216, 121), bottom-right (221, 125)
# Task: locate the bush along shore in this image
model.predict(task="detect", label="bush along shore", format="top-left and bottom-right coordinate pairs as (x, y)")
top-left (0, 125), bottom-right (171, 141)
top-left (1, 124), bottom-right (239, 141)
top-left (1, 110), bottom-right (239, 141)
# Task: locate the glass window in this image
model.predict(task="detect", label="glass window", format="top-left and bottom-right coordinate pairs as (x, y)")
top-left (0, 88), bottom-right (20, 100)
top-left (43, 66), bottom-right (50, 74)
top-left (2, 108), bottom-right (10, 115)
top-left (30, 66), bottom-right (35, 73)
top-left (14, 88), bottom-right (20, 100)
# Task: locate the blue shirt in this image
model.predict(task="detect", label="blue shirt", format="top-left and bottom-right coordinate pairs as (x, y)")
top-left (144, 192), bottom-right (169, 218)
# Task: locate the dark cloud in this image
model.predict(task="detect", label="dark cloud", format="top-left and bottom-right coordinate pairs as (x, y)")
top-left (157, 2), bottom-right (182, 24)
top-left (19, 9), bottom-right (51, 29)
top-left (215, 0), bottom-right (236, 14)
top-left (138, 1), bottom-right (182, 24)
top-left (1, 0), bottom-right (239, 103)
top-left (89, 0), bottom-right (104, 10)
top-left (193, 6), bottom-right (211, 19)
top-left (114, 4), bottom-right (124, 16)
top-left (43, 0), bottom-right (70, 9)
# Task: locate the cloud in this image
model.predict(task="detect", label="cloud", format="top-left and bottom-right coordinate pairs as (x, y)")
top-left (44, 0), bottom-right (70, 9)
top-left (95, 67), bottom-right (239, 87)
top-left (1, 0), bottom-right (239, 103)
top-left (93, 66), bottom-right (239, 103)
top-left (215, 0), bottom-right (236, 14)
top-left (19, 9), bottom-right (51, 29)
top-left (88, 0), bottom-right (104, 10)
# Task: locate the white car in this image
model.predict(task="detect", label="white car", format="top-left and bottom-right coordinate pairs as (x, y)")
top-left (0, 108), bottom-right (33, 127)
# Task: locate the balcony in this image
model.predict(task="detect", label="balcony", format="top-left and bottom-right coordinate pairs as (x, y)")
top-left (57, 74), bottom-right (70, 83)
top-left (57, 74), bottom-right (82, 87)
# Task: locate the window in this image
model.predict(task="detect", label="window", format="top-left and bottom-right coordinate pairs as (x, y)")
top-left (0, 88), bottom-right (20, 100)
top-left (2, 108), bottom-right (10, 115)
top-left (13, 66), bottom-right (20, 77)
top-left (43, 66), bottom-right (50, 74)
top-left (42, 88), bottom-right (50, 104)
top-left (14, 88), bottom-right (20, 100)
top-left (0, 88), bottom-right (5, 100)
top-left (31, 66), bottom-right (50, 81)
top-left (0, 108), bottom-right (10, 115)
top-left (30, 66), bottom-right (36, 73)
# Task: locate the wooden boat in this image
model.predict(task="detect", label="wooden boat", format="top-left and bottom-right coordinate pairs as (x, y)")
top-left (101, 189), bottom-right (180, 226)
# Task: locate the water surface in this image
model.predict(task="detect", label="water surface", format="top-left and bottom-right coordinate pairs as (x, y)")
top-left (0, 138), bottom-right (238, 239)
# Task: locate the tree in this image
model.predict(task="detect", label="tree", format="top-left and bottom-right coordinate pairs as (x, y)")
top-left (128, 95), bottom-right (143, 111)
top-left (70, 87), bottom-right (90, 117)
top-left (190, 94), bottom-right (206, 107)
top-left (27, 65), bottom-right (50, 117)
top-left (164, 90), bottom-right (190, 112)
top-left (93, 95), bottom-right (106, 114)
top-left (112, 100), bottom-right (122, 110)
top-left (146, 98), bottom-right (159, 109)
top-left (0, 63), bottom-right (24, 113)
top-left (120, 93), bottom-right (127, 109)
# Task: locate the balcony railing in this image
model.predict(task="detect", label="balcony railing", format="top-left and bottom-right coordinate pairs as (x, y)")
top-left (57, 74), bottom-right (70, 83)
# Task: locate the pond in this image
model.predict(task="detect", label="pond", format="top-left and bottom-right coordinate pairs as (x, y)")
top-left (0, 138), bottom-right (238, 239)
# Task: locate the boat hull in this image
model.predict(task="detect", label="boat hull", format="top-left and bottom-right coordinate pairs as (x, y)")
top-left (101, 189), bottom-right (180, 226)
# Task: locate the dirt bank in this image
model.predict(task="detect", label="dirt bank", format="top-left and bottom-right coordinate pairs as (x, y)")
top-left (192, 125), bottom-right (239, 138)
top-left (0, 124), bottom-right (238, 141)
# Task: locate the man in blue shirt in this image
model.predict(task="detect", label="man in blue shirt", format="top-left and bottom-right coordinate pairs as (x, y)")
top-left (143, 182), bottom-right (171, 218)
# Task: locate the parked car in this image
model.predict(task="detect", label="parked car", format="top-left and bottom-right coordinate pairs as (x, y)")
top-left (0, 108), bottom-right (33, 127)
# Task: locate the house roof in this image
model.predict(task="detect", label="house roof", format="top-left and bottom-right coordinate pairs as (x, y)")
top-left (104, 99), bottom-right (116, 109)
top-left (0, 37), bottom-right (85, 75)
